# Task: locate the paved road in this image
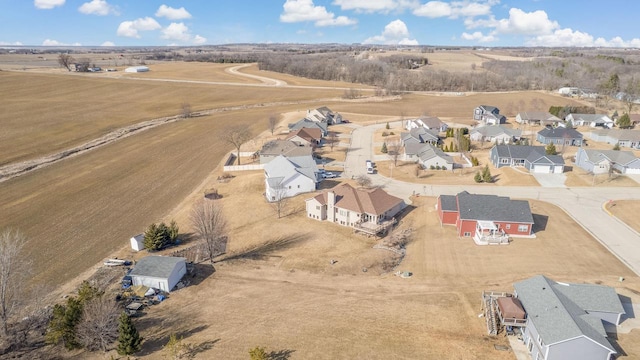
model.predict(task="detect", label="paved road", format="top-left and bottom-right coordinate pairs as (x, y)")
top-left (345, 122), bottom-right (640, 276)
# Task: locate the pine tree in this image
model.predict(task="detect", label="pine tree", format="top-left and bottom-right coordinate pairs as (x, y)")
top-left (482, 164), bottom-right (493, 183)
top-left (385, 122), bottom-right (390, 130)
top-left (545, 142), bottom-right (557, 155)
top-left (381, 142), bottom-right (388, 153)
top-left (474, 171), bottom-right (483, 183)
top-left (117, 312), bottom-right (142, 355)
top-left (46, 297), bottom-right (83, 350)
top-left (613, 143), bottom-right (621, 151)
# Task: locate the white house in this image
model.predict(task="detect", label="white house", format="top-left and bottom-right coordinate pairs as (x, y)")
top-left (306, 106), bottom-right (342, 125)
top-left (566, 114), bottom-right (614, 128)
top-left (575, 148), bottom-right (640, 174)
top-left (129, 256), bottom-right (187, 292)
top-left (470, 125), bottom-right (522, 143)
top-left (405, 117), bottom-right (448, 132)
top-left (264, 154), bottom-right (319, 202)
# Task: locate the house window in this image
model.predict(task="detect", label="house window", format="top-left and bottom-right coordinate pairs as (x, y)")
top-left (316, 206), bottom-right (320, 210)
top-left (505, 224), bottom-right (511, 229)
top-left (463, 232), bottom-right (471, 237)
top-left (501, 159), bottom-right (509, 164)
top-left (518, 225), bottom-right (528, 232)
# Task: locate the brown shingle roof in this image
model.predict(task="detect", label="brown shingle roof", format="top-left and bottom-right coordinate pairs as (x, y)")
top-left (312, 183), bottom-right (404, 215)
top-left (286, 128), bottom-right (322, 143)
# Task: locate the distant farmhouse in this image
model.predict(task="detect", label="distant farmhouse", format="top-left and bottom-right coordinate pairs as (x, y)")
top-left (305, 183), bottom-right (405, 236)
top-left (490, 145), bottom-right (565, 174)
top-left (575, 148), bottom-right (640, 174)
top-left (473, 105), bottom-right (506, 125)
top-left (437, 191), bottom-right (534, 245)
top-left (516, 112), bottom-right (563, 127)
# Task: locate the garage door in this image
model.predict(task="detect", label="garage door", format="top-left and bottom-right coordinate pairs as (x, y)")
top-left (625, 167), bottom-right (640, 174)
top-left (534, 165), bottom-right (551, 173)
top-left (553, 166), bottom-right (564, 173)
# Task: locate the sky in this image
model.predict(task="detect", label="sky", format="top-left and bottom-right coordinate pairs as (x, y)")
top-left (1, 0), bottom-right (640, 48)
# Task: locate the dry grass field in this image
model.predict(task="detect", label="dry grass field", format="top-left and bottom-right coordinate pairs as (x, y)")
top-left (607, 200), bottom-right (640, 234)
top-left (2, 58), bottom-right (640, 359)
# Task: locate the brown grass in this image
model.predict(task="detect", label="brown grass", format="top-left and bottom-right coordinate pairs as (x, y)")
top-left (607, 200), bottom-right (640, 234)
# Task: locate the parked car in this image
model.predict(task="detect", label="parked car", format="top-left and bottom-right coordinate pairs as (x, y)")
top-left (322, 171), bottom-right (337, 178)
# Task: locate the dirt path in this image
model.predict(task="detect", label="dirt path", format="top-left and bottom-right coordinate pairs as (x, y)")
top-left (225, 64), bottom-right (287, 86)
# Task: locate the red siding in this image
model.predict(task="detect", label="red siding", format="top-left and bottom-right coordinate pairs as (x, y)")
top-left (458, 220), bottom-right (477, 237)
top-left (495, 222), bottom-right (532, 236)
top-left (438, 197), bottom-right (458, 225)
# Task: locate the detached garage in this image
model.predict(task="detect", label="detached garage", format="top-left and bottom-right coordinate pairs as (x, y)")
top-left (129, 256), bottom-right (187, 292)
top-left (125, 65), bottom-right (149, 73)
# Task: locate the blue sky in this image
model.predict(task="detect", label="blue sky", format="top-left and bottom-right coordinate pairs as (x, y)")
top-left (1, 0), bottom-right (640, 47)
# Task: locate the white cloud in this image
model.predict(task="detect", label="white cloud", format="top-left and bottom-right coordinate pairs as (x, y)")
top-left (34, 0), bottom-right (65, 9)
top-left (161, 22), bottom-right (191, 42)
top-left (413, 1), bottom-right (492, 19)
top-left (42, 39), bottom-right (81, 46)
top-left (527, 28), bottom-right (640, 48)
top-left (493, 8), bottom-right (558, 35)
top-left (155, 5), bottom-right (192, 20)
top-left (280, 0), bottom-right (357, 27)
top-left (363, 19), bottom-right (418, 45)
top-left (332, 0), bottom-right (418, 13)
top-left (193, 35), bottom-right (207, 45)
top-left (117, 17), bottom-right (161, 38)
top-left (0, 41), bottom-right (23, 46)
top-left (78, 0), bottom-right (117, 15)
top-left (101, 41), bottom-right (115, 46)
top-left (460, 31), bottom-right (496, 42)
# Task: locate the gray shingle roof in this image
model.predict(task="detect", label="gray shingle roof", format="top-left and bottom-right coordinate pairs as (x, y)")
top-left (514, 275), bottom-right (621, 352)
top-left (439, 195), bottom-right (458, 212)
top-left (456, 191), bottom-right (533, 223)
top-left (580, 149), bottom-right (638, 166)
top-left (264, 155), bottom-right (318, 183)
top-left (288, 118), bottom-right (328, 134)
top-left (129, 256), bottom-right (186, 279)
top-left (493, 145), bottom-right (564, 166)
top-left (416, 144), bottom-right (453, 163)
top-left (471, 125), bottom-right (521, 138)
top-left (260, 140), bottom-right (313, 157)
top-left (537, 127), bottom-right (583, 139)
top-left (401, 127), bottom-right (439, 143)
top-left (591, 129), bottom-right (640, 142)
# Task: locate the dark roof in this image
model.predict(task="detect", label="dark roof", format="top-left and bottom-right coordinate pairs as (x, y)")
top-left (478, 105), bottom-right (499, 113)
top-left (456, 191), bottom-right (534, 223)
top-left (129, 256), bottom-right (186, 279)
top-left (537, 127), bottom-right (583, 139)
top-left (439, 195), bottom-right (458, 212)
top-left (493, 145), bottom-right (546, 159)
top-left (288, 118), bottom-right (328, 133)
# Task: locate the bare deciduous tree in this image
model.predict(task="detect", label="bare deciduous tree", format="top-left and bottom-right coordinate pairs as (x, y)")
top-left (0, 229), bottom-right (29, 338)
top-left (388, 140), bottom-right (403, 167)
top-left (76, 296), bottom-right (120, 352)
top-left (328, 132), bottom-right (338, 151)
top-left (58, 53), bottom-right (74, 71)
top-left (355, 175), bottom-right (372, 188)
top-left (270, 186), bottom-right (289, 219)
top-left (268, 114), bottom-right (278, 135)
top-left (181, 102), bottom-right (192, 119)
top-left (190, 199), bottom-right (228, 269)
top-left (221, 127), bottom-right (252, 165)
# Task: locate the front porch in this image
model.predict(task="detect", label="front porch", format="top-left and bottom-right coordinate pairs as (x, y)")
top-left (473, 221), bottom-right (509, 245)
top-left (353, 218), bottom-right (397, 237)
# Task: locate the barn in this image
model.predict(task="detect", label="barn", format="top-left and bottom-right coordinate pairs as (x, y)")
top-left (128, 256), bottom-right (187, 292)
top-left (124, 65), bottom-right (150, 73)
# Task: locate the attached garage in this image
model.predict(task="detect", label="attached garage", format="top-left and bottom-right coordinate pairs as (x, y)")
top-left (532, 165), bottom-right (551, 173)
top-left (625, 167), bottom-right (640, 174)
top-left (129, 256), bottom-right (187, 292)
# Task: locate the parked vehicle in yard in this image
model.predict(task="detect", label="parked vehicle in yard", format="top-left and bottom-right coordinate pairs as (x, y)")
top-left (322, 171), bottom-right (337, 178)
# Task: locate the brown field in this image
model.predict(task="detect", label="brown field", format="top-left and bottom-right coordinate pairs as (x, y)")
top-left (239, 63), bottom-right (371, 88)
top-left (607, 200), bottom-right (640, 234)
top-left (2, 59), bottom-right (639, 359)
top-left (117, 62), bottom-right (262, 83)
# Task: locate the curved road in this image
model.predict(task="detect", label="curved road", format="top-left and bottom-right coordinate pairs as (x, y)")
top-left (345, 121), bottom-right (640, 276)
top-left (225, 64), bottom-right (287, 86)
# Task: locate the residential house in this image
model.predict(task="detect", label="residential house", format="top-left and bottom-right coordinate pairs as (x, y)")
top-left (400, 127), bottom-right (440, 146)
top-left (286, 128), bottom-right (323, 147)
top-left (437, 191), bottom-right (534, 244)
top-left (470, 125), bottom-right (522, 144)
top-left (629, 114), bottom-right (640, 127)
top-left (490, 145), bottom-right (565, 173)
top-left (306, 106), bottom-right (342, 125)
top-left (565, 114), bottom-right (614, 128)
top-left (536, 127), bottom-right (583, 146)
top-left (590, 129), bottom-right (640, 149)
top-left (260, 139), bottom-right (313, 164)
top-left (128, 256), bottom-right (187, 292)
top-left (405, 116), bottom-right (448, 132)
top-left (305, 183), bottom-right (405, 235)
top-left (404, 143), bottom-right (454, 170)
top-left (575, 148), bottom-right (640, 174)
top-left (264, 154), bottom-right (319, 202)
top-left (516, 112), bottom-right (563, 127)
top-left (474, 105), bottom-right (507, 125)
top-left (288, 118), bottom-right (328, 136)
top-left (514, 275), bottom-right (624, 360)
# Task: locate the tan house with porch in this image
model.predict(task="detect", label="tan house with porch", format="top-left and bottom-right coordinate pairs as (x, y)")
top-left (305, 183), bottom-right (405, 235)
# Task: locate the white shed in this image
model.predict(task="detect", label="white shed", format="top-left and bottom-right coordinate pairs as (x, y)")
top-left (129, 256), bottom-right (187, 292)
top-left (125, 66), bottom-right (149, 73)
top-left (130, 234), bottom-right (145, 251)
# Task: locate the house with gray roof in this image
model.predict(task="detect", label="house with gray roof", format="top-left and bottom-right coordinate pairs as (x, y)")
top-left (288, 118), bottom-right (328, 136)
top-left (404, 143), bottom-right (454, 170)
top-left (490, 145), bottom-right (565, 173)
top-left (575, 148), bottom-right (640, 174)
top-left (264, 154), bottom-right (319, 202)
top-left (400, 127), bottom-right (440, 146)
top-left (405, 117), bottom-right (448, 132)
top-left (437, 191), bottom-right (534, 244)
top-left (565, 114), bottom-right (614, 128)
top-left (259, 139), bottom-right (313, 164)
top-left (470, 125), bottom-right (522, 144)
top-left (590, 129), bottom-right (640, 149)
top-left (513, 275), bottom-right (624, 360)
top-left (516, 112), bottom-right (563, 127)
top-left (306, 106), bottom-right (342, 125)
top-left (128, 256), bottom-right (187, 292)
top-left (536, 127), bottom-right (583, 146)
top-left (474, 105), bottom-right (507, 125)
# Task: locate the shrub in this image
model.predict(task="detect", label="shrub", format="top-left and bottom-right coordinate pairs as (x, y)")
top-left (430, 165), bottom-right (435, 170)
top-left (441, 166), bottom-right (447, 170)
top-left (382, 131), bottom-right (389, 137)
top-left (381, 142), bottom-right (388, 153)
top-left (389, 131), bottom-right (395, 135)
top-left (474, 171), bottom-right (483, 183)
top-left (385, 122), bottom-right (390, 129)
top-left (435, 165), bottom-right (441, 170)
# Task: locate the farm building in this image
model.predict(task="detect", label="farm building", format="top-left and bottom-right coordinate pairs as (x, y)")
top-left (130, 234), bottom-right (144, 251)
top-left (128, 256), bottom-right (187, 292)
top-left (575, 148), bottom-right (640, 174)
top-left (513, 275), bottom-right (624, 360)
top-left (490, 145), bottom-right (565, 174)
top-left (124, 66), bottom-right (149, 73)
top-left (437, 191), bottom-right (534, 244)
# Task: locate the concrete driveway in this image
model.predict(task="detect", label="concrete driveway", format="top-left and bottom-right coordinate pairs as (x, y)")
top-left (345, 123), bottom-right (640, 276)
top-left (533, 173), bottom-right (566, 187)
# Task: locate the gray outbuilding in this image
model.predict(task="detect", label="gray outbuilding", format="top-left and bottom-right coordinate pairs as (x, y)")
top-left (129, 256), bottom-right (187, 292)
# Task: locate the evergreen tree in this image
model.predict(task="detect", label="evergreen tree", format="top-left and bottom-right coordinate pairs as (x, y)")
top-left (46, 297), bottom-right (83, 350)
top-left (545, 142), bottom-right (557, 155)
top-left (117, 312), bottom-right (142, 355)
top-left (385, 122), bottom-right (390, 130)
top-left (617, 113), bottom-right (631, 129)
top-left (474, 171), bottom-right (483, 183)
top-left (381, 142), bottom-right (388, 153)
top-left (482, 165), bottom-right (493, 183)
top-left (613, 143), bottom-right (621, 151)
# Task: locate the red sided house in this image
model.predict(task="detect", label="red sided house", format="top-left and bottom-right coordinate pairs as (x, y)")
top-left (437, 191), bottom-right (534, 245)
